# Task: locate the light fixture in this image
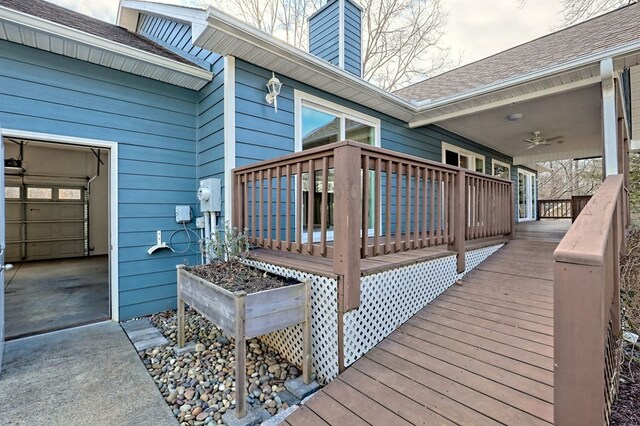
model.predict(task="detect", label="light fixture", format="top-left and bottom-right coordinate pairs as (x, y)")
top-left (265, 72), bottom-right (282, 113)
top-left (507, 113), bottom-right (524, 121)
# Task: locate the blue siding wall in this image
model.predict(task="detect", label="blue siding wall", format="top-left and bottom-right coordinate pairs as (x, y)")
top-left (0, 40), bottom-right (200, 320)
top-left (308, 0), bottom-right (362, 77)
top-left (343, 0), bottom-right (362, 77)
top-left (137, 14), bottom-right (226, 220)
top-left (309, 1), bottom-right (340, 67)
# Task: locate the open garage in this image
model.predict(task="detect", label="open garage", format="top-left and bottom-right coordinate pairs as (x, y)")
top-left (3, 137), bottom-right (110, 339)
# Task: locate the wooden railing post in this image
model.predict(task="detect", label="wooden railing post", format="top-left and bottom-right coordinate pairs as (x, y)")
top-left (333, 143), bottom-right (362, 311)
top-left (509, 181), bottom-right (516, 240)
top-left (452, 170), bottom-right (466, 273)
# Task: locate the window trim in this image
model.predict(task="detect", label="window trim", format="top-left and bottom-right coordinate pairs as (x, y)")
top-left (441, 142), bottom-right (485, 173)
top-left (294, 90), bottom-right (381, 152)
top-left (491, 159), bottom-right (511, 178)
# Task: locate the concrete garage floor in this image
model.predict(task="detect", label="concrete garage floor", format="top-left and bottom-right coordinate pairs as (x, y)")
top-left (0, 322), bottom-right (178, 426)
top-left (3, 256), bottom-right (109, 339)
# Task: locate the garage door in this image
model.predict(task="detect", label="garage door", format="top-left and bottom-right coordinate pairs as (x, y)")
top-left (5, 185), bottom-right (87, 262)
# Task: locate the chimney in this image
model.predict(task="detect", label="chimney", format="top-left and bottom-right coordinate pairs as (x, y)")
top-left (308, 0), bottom-right (362, 78)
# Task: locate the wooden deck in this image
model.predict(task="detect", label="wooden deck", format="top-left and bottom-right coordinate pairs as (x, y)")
top-left (285, 234), bottom-right (559, 425)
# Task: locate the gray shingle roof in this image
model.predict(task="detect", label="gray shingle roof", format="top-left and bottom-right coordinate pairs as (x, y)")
top-left (394, 2), bottom-right (640, 103)
top-left (0, 0), bottom-right (195, 66)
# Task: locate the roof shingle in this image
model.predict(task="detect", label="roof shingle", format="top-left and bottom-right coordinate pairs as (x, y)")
top-left (394, 2), bottom-right (640, 103)
top-left (0, 0), bottom-right (196, 66)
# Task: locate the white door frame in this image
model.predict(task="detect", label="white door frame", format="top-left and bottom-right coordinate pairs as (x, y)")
top-left (1, 129), bottom-right (120, 321)
top-left (517, 168), bottom-right (537, 222)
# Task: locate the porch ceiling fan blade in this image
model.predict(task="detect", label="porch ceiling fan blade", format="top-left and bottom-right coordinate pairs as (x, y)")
top-left (526, 144), bottom-right (537, 149)
top-left (545, 136), bottom-right (564, 142)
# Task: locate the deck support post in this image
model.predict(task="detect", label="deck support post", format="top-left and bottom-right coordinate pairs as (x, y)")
top-left (234, 291), bottom-right (247, 419)
top-left (509, 182), bottom-right (516, 240)
top-left (177, 264), bottom-right (186, 348)
top-left (452, 170), bottom-right (466, 273)
top-left (333, 143), bottom-right (362, 311)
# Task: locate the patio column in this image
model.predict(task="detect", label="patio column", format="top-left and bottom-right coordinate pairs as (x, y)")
top-left (601, 58), bottom-right (619, 176)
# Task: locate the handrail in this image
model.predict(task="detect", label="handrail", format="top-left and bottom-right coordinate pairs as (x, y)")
top-left (233, 140), bottom-right (515, 310)
top-left (553, 175), bottom-right (625, 425)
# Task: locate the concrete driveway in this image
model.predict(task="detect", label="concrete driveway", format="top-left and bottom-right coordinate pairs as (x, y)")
top-left (0, 322), bottom-right (177, 426)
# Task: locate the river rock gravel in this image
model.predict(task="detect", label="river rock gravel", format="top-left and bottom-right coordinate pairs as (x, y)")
top-left (138, 309), bottom-right (302, 425)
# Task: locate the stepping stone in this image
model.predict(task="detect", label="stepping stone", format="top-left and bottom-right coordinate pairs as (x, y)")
top-left (284, 377), bottom-right (320, 400)
top-left (121, 318), bottom-right (168, 352)
top-left (222, 407), bottom-right (270, 426)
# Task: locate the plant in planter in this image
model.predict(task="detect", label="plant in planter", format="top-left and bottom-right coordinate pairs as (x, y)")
top-left (176, 224), bottom-right (312, 421)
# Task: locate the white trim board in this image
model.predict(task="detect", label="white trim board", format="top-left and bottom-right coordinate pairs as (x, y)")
top-left (0, 129), bottom-right (120, 322)
top-left (223, 56), bottom-right (236, 226)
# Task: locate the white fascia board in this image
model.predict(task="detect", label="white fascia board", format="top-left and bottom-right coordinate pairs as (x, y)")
top-left (0, 5), bottom-right (212, 85)
top-left (119, 0), bottom-right (208, 27)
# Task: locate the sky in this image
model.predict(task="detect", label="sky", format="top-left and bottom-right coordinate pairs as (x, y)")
top-left (47, 0), bottom-right (564, 66)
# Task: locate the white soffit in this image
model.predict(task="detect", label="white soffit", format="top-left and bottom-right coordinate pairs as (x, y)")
top-left (0, 5), bottom-right (212, 90)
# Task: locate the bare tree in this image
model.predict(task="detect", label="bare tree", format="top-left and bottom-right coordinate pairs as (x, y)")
top-left (516, 0), bottom-right (637, 27)
top-left (537, 158), bottom-right (602, 200)
top-left (212, 0), bottom-right (452, 91)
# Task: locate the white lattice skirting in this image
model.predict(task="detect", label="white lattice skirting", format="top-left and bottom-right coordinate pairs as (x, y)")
top-left (343, 243), bottom-right (504, 367)
top-left (243, 259), bottom-right (339, 383)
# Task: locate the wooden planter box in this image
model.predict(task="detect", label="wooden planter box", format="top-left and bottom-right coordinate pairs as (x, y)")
top-left (176, 265), bottom-right (312, 419)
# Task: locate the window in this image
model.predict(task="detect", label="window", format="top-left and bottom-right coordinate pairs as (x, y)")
top-left (5, 187), bottom-right (21, 199)
top-left (492, 159), bottom-right (511, 179)
top-left (295, 91), bottom-right (380, 240)
top-left (442, 142), bottom-right (485, 173)
top-left (58, 188), bottom-right (82, 200)
top-left (27, 187), bottom-right (52, 199)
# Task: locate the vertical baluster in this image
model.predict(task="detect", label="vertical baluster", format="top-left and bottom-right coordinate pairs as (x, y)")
top-left (251, 171), bottom-right (256, 244)
top-left (320, 157), bottom-right (329, 257)
top-left (285, 165), bottom-right (291, 251)
top-left (437, 170), bottom-right (443, 245)
top-left (430, 169), bottom-right (435, 247)
top-left (243, 173), bottom-right (249, 234)
top-left (421, 167), bottom-right (428, 248)
top-left (362, 155), bottom-right (370, 258)
top-left (480, 178), bottom-right (485, 238)
top-left (374, 158), bottom-right (381, 256)
top-left (258, 170), bottom-right (264, 246)
top-left (413, 167), bottom-right (420, 249)
top-left (296, 163), bottom-right (302, 253)
top-left (385, 160), bottom-right (392, 254)
top-left (405, 164), bottom-right (412, 251)
top-left (395, 162), bottom-right (403, 253)
top-left (266, 168), bottom-right (272, 248)
top-left (307, 159), bottom-right (314, 255)
top-left (444, 172), bottom-right (450, 244)
top-left (275, 166), bottom-right (281, 250)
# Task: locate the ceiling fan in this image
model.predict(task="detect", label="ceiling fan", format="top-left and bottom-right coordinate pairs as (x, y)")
top-left (523, 131), bottom-right (564, 149)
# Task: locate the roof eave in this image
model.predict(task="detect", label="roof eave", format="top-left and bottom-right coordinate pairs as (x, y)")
top-left (0, 4), bottom-right (212, 90)
top-left (193, 6), bottom-right (416, 122)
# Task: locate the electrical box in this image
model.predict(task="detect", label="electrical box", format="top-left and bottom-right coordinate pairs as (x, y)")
top-left (195, 217), bottom-right (205, 229)
top-left (198, 178), bottom-right (221, 213)
top-left (175, 205), bottom-right (192, 223)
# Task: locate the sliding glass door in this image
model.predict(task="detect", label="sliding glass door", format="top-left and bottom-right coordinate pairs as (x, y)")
top-left (518, 169), bottom-right (537, 221)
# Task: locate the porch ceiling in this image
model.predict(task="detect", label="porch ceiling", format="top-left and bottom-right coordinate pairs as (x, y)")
top-left (437, 84), bottom-right (603, 165)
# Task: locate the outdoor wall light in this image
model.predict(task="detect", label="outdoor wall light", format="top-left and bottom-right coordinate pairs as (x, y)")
top-left (265, 72), bottom-right (282, 113)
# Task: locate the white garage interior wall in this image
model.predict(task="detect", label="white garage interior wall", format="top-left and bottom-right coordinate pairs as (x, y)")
top-left (3, 139), bottom-right (109, 262)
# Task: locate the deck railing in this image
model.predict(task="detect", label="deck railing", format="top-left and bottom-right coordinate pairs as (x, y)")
top-left (538, 199), bottom-right (572, 219)
top-left (553, 175), bottom-right (625, 425)
top-left (233, 140), bottom-right (514, 309)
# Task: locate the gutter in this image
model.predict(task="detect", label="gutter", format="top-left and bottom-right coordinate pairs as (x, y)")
top-left (0, 5), bottom-right (213, 84)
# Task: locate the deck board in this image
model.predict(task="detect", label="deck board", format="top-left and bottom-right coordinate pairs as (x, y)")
top-left (286, 234), bottom-right (561, 425)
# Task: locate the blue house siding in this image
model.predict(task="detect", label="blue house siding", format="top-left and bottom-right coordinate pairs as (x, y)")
top-left (0, 40), bottom-right (200, 320)
top-left (137, 14), bottom-right (219, 68)
top-left (309, 1), bottom-right (340, 67)
top-left (343, 0), bottom-right (362, 77)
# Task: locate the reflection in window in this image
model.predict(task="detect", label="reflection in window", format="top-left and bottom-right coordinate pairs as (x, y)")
top-left (27, 187), bottom-right (52, 199)
top-left (493, 163), bottom-right (511, 179)
top-left (59, 188), bottom-right (82, 200)
top-left (5, 187), bottom-right (21, 199)
top-left (302, 106), bottom-right (339, 150)
top-left (345, 118), bottom-right (375, 145)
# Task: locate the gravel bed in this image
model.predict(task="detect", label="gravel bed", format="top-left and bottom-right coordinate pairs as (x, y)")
top-left (138, 309), bottom-right (302, 425)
